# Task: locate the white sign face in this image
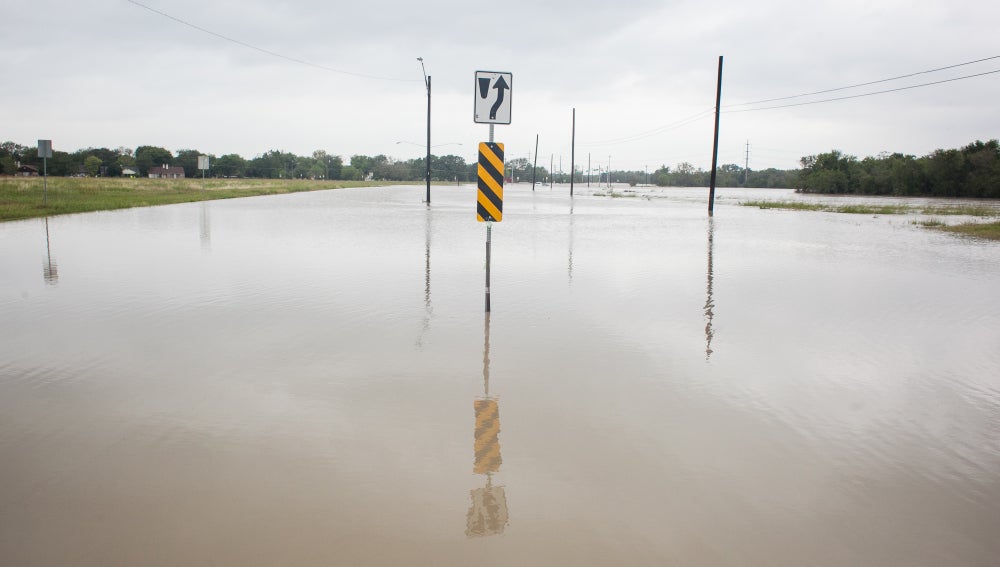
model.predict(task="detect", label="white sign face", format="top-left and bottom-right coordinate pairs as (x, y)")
top-left (474, 71), bottom-right (512, 125)
top-left (197, 155), bottom-right (209, 170)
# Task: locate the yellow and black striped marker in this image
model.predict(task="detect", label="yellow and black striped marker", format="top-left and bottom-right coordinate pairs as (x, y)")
top-left (477, 142), bottom-right (504, 222)
top-left (473, 398), bottom-right (502, 474)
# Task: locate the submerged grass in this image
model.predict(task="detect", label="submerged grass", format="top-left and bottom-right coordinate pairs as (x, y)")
top-left (0, 177), bottom-right (403, 222)
top-left (742, 200), bottom-right (999, 217)
top-left (931, 221), bottom-right (1000, 241)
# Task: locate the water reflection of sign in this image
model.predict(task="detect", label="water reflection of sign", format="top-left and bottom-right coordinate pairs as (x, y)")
top-left (473, 398), bottom-right (502, 474)
top-left (466, 313), bottom-right (509, 538)
top-left (466, 480), bottom-right (509, 537)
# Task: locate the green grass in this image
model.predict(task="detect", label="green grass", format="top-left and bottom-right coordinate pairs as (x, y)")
top-left (0, 177), bottom-right (405, 222)
top-left (741, 200), bottom-right (999, 217)
top-left (931, 221), bottom-right (1000, 240)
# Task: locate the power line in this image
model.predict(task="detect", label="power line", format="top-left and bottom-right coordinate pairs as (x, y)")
top-left (726, 55), bottom-right (1000, 108)
top-left (724, 68), bottom-right (1000, 113)
top-left (126, 0), bottom-right (418, 82)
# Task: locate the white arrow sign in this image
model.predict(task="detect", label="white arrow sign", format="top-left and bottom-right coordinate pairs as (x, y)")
top-left (474, 71), bottom-right (512, 125)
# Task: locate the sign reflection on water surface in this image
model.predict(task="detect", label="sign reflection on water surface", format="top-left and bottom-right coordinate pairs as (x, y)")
top-left (466, 313), bottom-right (509, 537)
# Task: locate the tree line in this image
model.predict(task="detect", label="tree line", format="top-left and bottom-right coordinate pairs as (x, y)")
top-left (797, 140), bottom-right (1000, 198)
top-left (3, 139), bottom-right (997, 198)
top-left (0, 142), bottom-right (485, 182)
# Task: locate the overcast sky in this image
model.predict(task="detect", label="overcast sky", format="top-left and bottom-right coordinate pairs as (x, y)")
top-left (3, 0), bottom-right (998, 171)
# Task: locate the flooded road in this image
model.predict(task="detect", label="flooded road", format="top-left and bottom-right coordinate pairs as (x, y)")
top-left (2, 185), bottom-right (999, 565)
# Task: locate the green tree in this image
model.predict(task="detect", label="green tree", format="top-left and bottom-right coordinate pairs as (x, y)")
top-left (83, 155), bottom-right (103, 176)
top-left (135, 146), bottom-right (173, 176)
top-left (214, 154), bottom-right (246, 177)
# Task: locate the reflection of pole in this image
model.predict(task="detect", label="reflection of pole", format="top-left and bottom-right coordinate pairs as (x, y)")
top-left (483, 312), bottom-right (491, 397)
top-left (705, 218), bottom-right (715, 360)
top-left (485, 222), bottom-right (492, 312)
top-left (568, 200), bottom-right (574, 282)
top-left (43, 217), bottom-right (58, 284)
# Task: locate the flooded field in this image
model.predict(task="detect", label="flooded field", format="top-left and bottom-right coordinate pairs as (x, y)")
top-left (2, 184), bottom-right (999, 566)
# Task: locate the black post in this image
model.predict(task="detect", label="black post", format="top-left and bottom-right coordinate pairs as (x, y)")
top-left (708, 56), bottom-right (723, 216)
top-left (531, 134), bottom-right (538, 191)
top-left (426, 75), bottom-right (432, 204)
top-left (570, 108), bottom-right (576, 197)
top-left (485, 223), bottom-right (492, 312)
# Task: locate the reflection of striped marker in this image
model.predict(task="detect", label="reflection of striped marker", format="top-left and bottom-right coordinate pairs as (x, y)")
top-left (473, 399), bottom-right (501, 474)
top-left (477, 142), bottom-right (504, 222)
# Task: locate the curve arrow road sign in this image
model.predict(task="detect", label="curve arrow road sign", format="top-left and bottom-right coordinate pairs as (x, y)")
top-left (474, 71), bottom-right (512, 125)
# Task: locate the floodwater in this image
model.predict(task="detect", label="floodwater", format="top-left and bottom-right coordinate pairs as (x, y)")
top-left (2, 184), bottom-right (999, 566)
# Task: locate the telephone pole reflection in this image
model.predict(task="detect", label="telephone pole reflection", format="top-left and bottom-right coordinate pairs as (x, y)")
top-left (704, 218), bottom-right (715, 360)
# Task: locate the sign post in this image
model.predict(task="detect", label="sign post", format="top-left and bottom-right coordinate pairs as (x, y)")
top-left (38, 140), bottom-right (52, 205)
top-left (197, 155), bottom-right (209, 179)
top-left (474, 70), bottom-right (512, 313)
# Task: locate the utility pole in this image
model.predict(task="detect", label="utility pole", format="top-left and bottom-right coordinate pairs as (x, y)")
top-left (744, 139), bottom-right (750, 186)
top-left (417, 57), bottom-right (432, 205)
top-left (570, 108), bottom-right (576, 196)
top-left (708, 55), bottom-right (723, 216)
top-left (531, 134), bottom-right (539, 191)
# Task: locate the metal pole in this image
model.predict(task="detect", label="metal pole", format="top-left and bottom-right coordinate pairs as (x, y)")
top-left (43, 157), bottom-right (48, 205)
top-left (531, 134), bottom-right (538, 191)
top-left (426, 75), bottom-right (432, 204)
top-left (550, 154), bottom-right (553, 188)
top-left (485, 222), bottom-right (492, 312)
top-left (588, 153), bottom-right (591, 187)
top-left (709, 55), bottom-right (723, 216)
top-left (608, 156), bottom-right (611, 188)
top-left (570, 108), bottom-right (576, 197)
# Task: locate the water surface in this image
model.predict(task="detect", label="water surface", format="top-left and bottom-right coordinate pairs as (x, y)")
top-left (2, 185), bottom-right (999, 566)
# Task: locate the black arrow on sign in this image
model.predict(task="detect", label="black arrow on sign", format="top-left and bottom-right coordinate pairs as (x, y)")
top-left (489, 76), bottom-right (509, 120)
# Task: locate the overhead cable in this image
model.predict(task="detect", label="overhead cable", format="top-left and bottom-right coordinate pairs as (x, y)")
top-left (126, 0), bottom-right (418, 82)
top-left (724, 68), bottom-right (1000, 113)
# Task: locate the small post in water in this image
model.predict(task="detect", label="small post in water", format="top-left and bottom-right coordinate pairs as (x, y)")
top-left (485, 222), bottom-right (492, 312)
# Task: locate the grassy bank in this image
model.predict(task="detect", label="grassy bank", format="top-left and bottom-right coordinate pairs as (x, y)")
top-left (741, 200), bottom-right (999, 217)
top-left (926, 221), bottom-right (1000, 241)
top-left (0, 177), bottom-right (404, 222)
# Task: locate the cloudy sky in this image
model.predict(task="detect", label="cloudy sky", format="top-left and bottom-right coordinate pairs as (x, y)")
top-left (3, 0), bottom-right (998, 171)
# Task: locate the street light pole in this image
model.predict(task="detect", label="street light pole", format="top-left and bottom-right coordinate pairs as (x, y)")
top-left (418, 57), bottom-right (431, 204)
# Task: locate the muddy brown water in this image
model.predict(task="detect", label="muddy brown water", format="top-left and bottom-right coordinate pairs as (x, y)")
top-left (2, 185), bottom-right (999, 565)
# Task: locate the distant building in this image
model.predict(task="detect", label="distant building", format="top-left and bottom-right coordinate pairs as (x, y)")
top-left (148, 165), bottom-right (185, 179)
top-left (122, 168), bottom-right (138, 178)
top-left (17, 164), bottom-right (39, 176)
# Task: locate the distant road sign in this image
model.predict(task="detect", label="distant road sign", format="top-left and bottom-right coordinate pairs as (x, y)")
top-left (477, 142), bottom-right (504, 222)
top-left (37, 140), bottom-right (52, 159)
top-left (474, 71), bottom-right (512, 125)
top-left (197, 155), bottom-right (209, 170)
